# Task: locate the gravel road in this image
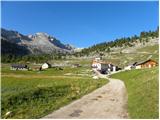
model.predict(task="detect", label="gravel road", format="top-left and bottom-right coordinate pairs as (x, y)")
top-left (42, 78), bottom-right (128, 119)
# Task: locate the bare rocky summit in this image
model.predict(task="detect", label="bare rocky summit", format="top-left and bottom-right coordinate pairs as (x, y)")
top-left (1, 28), bottom-right (75, 55)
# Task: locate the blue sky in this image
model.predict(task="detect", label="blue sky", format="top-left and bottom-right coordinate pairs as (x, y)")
top-left (1, 1), bottom-right (159, 48)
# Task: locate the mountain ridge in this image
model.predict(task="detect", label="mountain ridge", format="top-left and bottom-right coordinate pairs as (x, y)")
top-left (1, 27), bottom-right (159, 63)
top-left (1, 28), bottom-right (75, 55)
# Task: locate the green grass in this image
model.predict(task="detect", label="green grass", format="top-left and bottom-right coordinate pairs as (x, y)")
top-left (102, 44), bottom-right (159, 67)
top-left (103, 52), bottom-right (158, 68)
top-left (1, 64), bottom-right (108, 119)
top-left (111, 67), bottom-right (159, 119)
top-left (137, 44), bottom-right (159, 53)
top-left (1, 64), bottom-right (92, 77)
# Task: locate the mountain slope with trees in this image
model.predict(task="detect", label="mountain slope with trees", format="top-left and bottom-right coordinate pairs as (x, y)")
top-left (1, 28), bottom-right (74, 63)
top-left (1, 27), bottom-right (159, 63)
top-left (74, 27), bottom-right (159, 57)
top-left (1, 28), bottom-right (74, 54)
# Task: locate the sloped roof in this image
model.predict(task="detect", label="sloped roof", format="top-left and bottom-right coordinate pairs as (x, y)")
top-left (136, 59), bottom-right (158, 65)
top-left (43, 62), bottom-right (52, 67)
top-left (128, 62), bottom-right (137, 66)
top-left (43, 62), bottom-right (51, 65)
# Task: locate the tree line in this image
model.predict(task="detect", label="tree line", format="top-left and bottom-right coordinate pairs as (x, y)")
top-left (1, 38), bottom-right (70, 63)
top-left (73, 27), bottom-right (159, 57)
top-left (1, 53), bottom-right (69, 63)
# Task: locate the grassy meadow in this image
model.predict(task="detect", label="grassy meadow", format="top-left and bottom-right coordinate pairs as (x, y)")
top-left (1, 63), bottom-right (108, 119)
top-left (103, 44), bottom-right (159, 67)
top-left (1, 44), bottom-right (159, 119)
top-left (111, 67), bottom-right (159, 119)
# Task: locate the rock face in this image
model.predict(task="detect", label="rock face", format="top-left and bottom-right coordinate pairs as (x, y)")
top-left (1, 28), bottom-right (75, 55)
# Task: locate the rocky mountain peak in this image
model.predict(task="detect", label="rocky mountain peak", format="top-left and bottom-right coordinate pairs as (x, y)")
top-left (1, 28), bottom-right (75, 54)
top-left (35, 32), bottom-right (49, 37)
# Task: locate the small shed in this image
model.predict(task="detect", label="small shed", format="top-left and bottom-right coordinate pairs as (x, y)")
top-left (10, 64), bottom-right (28, 70)
top-left (124, 62), bottom-right (137, 70)
top-left (41, 62), bottom-right (51, 69)
top-left (135, 59), bottom-right (158, 69)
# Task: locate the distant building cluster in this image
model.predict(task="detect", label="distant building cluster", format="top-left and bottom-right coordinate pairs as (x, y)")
top-left (91, 57), bottom-right (121, 74)
top-left (124, 59), bottom-right (158, 70)
top-left (91, 57), bottom-right (158, 75)
top-left (10, 62), bottom-right (52, 71)
top-left (11, 64), bottom-right (28, 70)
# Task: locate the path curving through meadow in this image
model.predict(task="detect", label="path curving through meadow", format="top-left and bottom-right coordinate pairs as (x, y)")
top-left (42, 77), bottom-right (129, 119)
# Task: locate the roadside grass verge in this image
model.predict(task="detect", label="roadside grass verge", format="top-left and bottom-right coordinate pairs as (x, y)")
top-left (1, 75), bottom-right (108, 119)
top-left (111, 67), bottom-right (159, 119)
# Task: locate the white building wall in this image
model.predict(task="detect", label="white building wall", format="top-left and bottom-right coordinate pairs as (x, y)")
top-left (149, 64), bottom-right (151, 68)
top-left (42, 63), bottom-right (49, 69)
top-left (135, 65), bottom-right (141, 69)
top-left (92, 63), bottom-right (101, 71)
top-left (113, 66), bottom-right (116, 72)
top-left (97, 63), bottom-right (101, 70)
top-left (124, 66), bottom-right (132, 70)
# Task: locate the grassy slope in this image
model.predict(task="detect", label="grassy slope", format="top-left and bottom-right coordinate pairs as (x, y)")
top-left (136, 44), bottom-right (159, 53)
top-left (1, 65), bottom-right (108, 119)
top-left (111, 67), bottom-right (159, 119)
top-left (103, 44), bottom-right (159, 67)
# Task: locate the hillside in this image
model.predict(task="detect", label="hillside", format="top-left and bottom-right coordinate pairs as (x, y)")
top-left (71, 43), bottom-right (159, 69)
top-left (1, 28), bottom-right (159, 64)
top-left (75, 28), bottom-right (158, 57)
top-left (1, 28), bottom-right (74, 55)
top-left (111, 67), bottom-right (159, 118)
top-left (73, 28), bottom-right (159, 67)
top-left (101, 43), bottom-right (159, 68)
top-left (1, 39), bottom-right (30, 56)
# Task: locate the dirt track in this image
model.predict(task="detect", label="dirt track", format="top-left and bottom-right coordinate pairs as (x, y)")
top-left (42, 78), bottom-right (128, 119)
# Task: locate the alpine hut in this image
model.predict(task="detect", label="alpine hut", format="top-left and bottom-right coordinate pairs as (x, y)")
top-left (41, 62), bottom-right (51, 69)
top-left (135, 59), bottom-right (158, 69)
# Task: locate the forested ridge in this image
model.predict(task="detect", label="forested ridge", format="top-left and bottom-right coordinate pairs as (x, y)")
top-left (73, 27), bottom-right (159, 57)
top-left (1, 27), bottom-right (158, 63)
